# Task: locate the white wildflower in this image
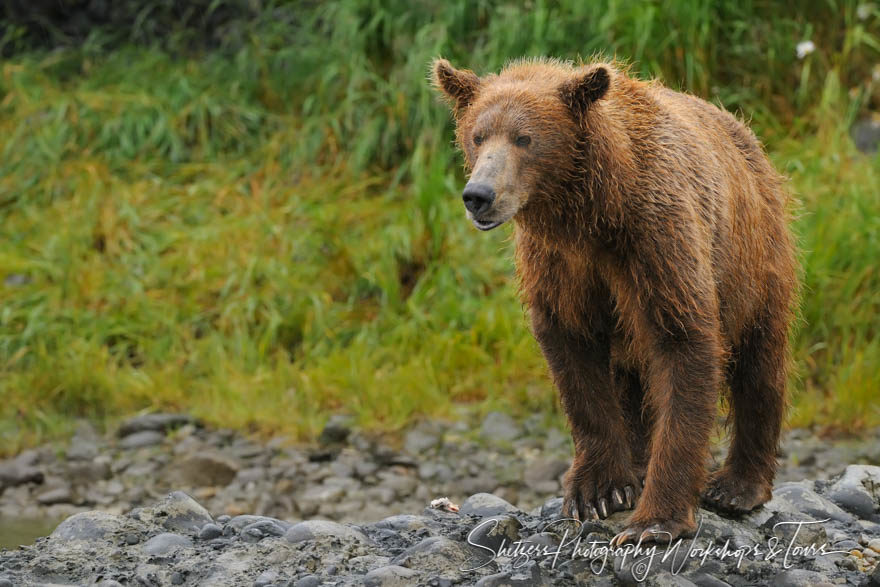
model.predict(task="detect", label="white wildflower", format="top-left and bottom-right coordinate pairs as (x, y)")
top-left (858, 3), bottom-right (874, 20)
top-left (796, 40), bottom-right (815, 60)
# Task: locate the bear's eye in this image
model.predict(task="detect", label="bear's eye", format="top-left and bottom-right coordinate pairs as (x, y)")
top-left (473, 134), bottom-right (485, 146)
top-left (515, 135), bottom-right (531, 147)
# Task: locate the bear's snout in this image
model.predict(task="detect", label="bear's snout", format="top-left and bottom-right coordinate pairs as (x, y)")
top-left (462, 183), bottom-right (496, 216)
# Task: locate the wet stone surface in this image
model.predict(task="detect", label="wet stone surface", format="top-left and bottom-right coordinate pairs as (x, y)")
top-left (0, 414), bottom-right (878, 584)
top-left (0, 466), bottom-right (876, 585)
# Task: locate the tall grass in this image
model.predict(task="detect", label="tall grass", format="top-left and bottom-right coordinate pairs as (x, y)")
top-left (0, 1), bottom-right (878, 453)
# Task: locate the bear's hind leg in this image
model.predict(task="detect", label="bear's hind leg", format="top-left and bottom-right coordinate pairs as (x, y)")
top-left (703, 305), bottom-right (788, 514)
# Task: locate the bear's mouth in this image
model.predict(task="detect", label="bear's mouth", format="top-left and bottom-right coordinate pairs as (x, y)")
top-left (472, 218), bottom-right (502, 231)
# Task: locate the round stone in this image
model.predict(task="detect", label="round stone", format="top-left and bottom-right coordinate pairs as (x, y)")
top-left (141, 533), bottom-right (193, 556)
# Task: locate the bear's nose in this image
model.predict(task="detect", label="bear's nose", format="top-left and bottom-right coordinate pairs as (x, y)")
top-left (462, 183), bottom-right (496, 216)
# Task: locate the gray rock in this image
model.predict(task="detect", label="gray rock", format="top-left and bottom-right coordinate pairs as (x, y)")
top-left (869, 562), bottom-right (880, 587)
top-left (761, 511), bottom-right (827, 549)
top-left (461, 493), bottom-right (521, 517)
top-left (0, 456), bottom-right (44, 489)
top-left (689, 574), bottom-right (731, 587)
top-left (378, 471), bottom-right (418, 498)
top-left (284, 520), bottom-right (369, 544)
top-left (363, 565), bottom-right (421, 586)
top-left (404, 426), bottom-right (441, 455)
top-left (391, 536), bottom-right (471, 574)
top-left (772, 482), bottom-right (854, 523)
top-left (458, 472), bottom-right (501, 496)
top-left (522, 457), bottom-right (568, 491)
top-left (643, 572), bottom-right (699, 586)
top-left (771, 569), bottom-right (833, 586)
top-left (852, 117), bottom-right (880, 153)
top-left (373, 514), bottom-right (428, 532)
top-left (50, 511), bottom-right (125, 541)
top-left (66, 435), bottom-right (100, 461)
top-left (118, 413), bottom-right (195, 437)
top-left (36, 484), bottom-right (72, 505)
top-left (198, 523), bottom-right (223, 540)
top-left (167, 452), bottom-right (239, 487)
top-left (539, 497), bottom-right (563, 519)
top-left (319, 414), bottom-right (353, 445)
top-left (226, 514), bottom-right (292, 532)
top-left (66, 459), bottom-right (112, 484)
top-left (825, 464), bottom-right (880, 519)
top-left (466, 514), bottom-right (522, 553)
top-left (241, 519), bottom-right (287, 542)
top-left (520, 532), bottom-right (560, 550)
top-left (119, 430), bottom-right (165, 449)
top-left (254, 569), bottom-right (278, 586)
top-left (475, 560), bottom-right (544, 586)
top-left (418, 461), bottom-right (452, 481)
top-left (294, 576), bottom-right (320, 587)
top-left (135, 491), bottom-right (213, 534)
top-left (481, 411), bottom-right (520, 442)
top-left (234, 466), bottom-right (267, 484)
top-left (142, 532), bottom-right (193, 555)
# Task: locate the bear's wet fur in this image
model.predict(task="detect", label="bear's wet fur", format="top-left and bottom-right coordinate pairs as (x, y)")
top-left (432, 57), bottom-right (798, 543)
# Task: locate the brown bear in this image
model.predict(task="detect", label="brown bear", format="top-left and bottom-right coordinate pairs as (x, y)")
top-left (431, 57), bottom-right (798, 544)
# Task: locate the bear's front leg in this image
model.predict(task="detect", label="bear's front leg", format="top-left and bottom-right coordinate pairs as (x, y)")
top-left (610, 283), bottom-right (723, 545)
top-left (531, 307), bottom-right (641, 520)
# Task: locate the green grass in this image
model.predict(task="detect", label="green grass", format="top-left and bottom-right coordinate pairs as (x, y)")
top-left (1, 1), bottom-right (879, 454)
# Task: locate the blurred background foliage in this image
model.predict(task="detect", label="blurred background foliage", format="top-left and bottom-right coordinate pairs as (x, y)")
top-left (0, 0), bottom-right (878, 455)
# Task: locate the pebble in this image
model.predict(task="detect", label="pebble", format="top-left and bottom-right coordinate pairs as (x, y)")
top-left (142, 532), bottom-right (192, 555)
top-left (0, 457), bottom-right (44, 489)
top-left (241, 519), bottom-right (287, 542)
top-left (118, 413), bottom-right (195, 437)
top-left (118, 430), bottom-right (164, 449)
top-left (480, 411), bottom-right (520, 442)
top-left (852, 117), bottom-right (880, 153)
top-left (285, 520), bottom-right (369, 544)
top-left (319, 414), bottom-right (352, 445)
top-left (404, 426), bottom-right (441, 455)
top-left (460, 492), bottom-right (520, 517)
top-left (1, 416), bottom-right (879, 585)
top-left (363, 565), bottom-right (420, 586)
top-left (198, 523), bottom-right (223, 540)
top-left (51, 511), bottom-right (125, 541)
top-left (168, 453), bottom-right (239, 487)
top-left (36, 485), bottom-right (72, 505)
top-left (466, 514), bottom-right (522, 553)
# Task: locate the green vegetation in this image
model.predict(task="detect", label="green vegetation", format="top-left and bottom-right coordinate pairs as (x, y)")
top-left (1, 1), bottom-right (878, 454)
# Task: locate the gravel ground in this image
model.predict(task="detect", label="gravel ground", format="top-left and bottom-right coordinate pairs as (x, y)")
top-left (0, 413), bottom-right (879, 585)
top-left (0, 466), bottom-right (879, 585)
top-left (1, 413), bottom-right (878, 527)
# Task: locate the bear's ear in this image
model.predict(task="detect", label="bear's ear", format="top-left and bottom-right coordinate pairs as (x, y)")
top-left (559, 66), bottom-right (610, 117)
top-left (431, 58), bottom-right (480, 114)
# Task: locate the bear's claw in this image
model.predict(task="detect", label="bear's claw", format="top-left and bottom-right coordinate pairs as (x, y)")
top-left (562, 482), bottom-right (640, 521)
top-left (702, 469), bottom-right (771, 514)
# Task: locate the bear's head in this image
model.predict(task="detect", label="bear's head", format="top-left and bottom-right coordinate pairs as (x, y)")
top-left (431, 58), bottom-right (611, 231)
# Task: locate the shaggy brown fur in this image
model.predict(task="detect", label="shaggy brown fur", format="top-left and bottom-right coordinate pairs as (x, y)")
top-left (431, 57), bottom-right (798, 543)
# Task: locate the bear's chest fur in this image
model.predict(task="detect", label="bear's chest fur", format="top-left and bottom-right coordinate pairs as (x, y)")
top-left (515, 228), bottom-right (622, 337)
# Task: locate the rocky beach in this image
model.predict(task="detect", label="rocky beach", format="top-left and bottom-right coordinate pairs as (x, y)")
top-left (1, 413), bottom-right (879, 585)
